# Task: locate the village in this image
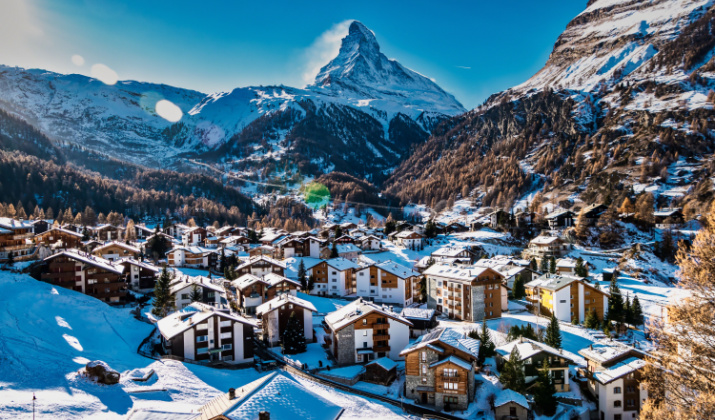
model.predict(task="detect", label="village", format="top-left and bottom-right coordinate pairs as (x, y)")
top-left (0, 194), bottom-right (695, 420)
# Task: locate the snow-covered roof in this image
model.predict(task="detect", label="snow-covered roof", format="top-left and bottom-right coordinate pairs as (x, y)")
top-left (496, 338), bottom-right (576, 364)
top-left (530, 235), bottom-right (562, 245)
top-left (335, 243), bottom-right (361, 254)
top-left (284, 257), bottom-right (324, 279)
top-left (118, 258), bottom-right (161, 272)
top-left (654, 208), bottom-right (682, 217)
top-left (0, 217), bottom-right (33, 230)
top-left (375, 260), bottom-right (419, 278)
top-left (431, 246), bottom-right (470, 258)
top-left (236, 255), bottom-right (286, 270)
top-left (166, 246), bottom-right (217, 256)
top-left (545, 209), bottom-right (574, 219)
top-left (423, 263), bottom-right (494, 282)
top-left (556, 258), bottom-right (577, 268)
top-left (430, 355), bottom-right (472, 371)
top-left (93, 240), bottom-right (141, 254)
top-left (170, 276), bottom-right (225, 295)
top-left (578, 340), bottom-right (645, 365)
top-left (44, 250), bottom-right (124, 275)
top-left (400, 307), bottom-right (435, 320)
top-left (395, 230), bottom-right (424, 238)
top-left (157, 305), bottom-right (254, 340)
top-left (324, 298), bottom-right (411, 331)
top-left (366, 357), bottom-right (398, 371)
top-left (232, 274), bottom-right (269, 290)
top-left (262, 272), bottom-right (300, 288)
top-left (525, 273), bottom-right (583, 292)
top-left (325, 257), bottom-right (360, 271)
top-left (202, 372), bottom-right (343, 420)
top-left (593, 357), bottom-right (647, 384)
top-left (256, 294), bottom-right (317, 316)
top-left (127, 409), bottom-right (198, 420)
top-left (400, 328), bottom-right (479, 360)
top-left (494, 389), bottom-right (529, 408)
top-left (37, 227), bottom-right (84, 238)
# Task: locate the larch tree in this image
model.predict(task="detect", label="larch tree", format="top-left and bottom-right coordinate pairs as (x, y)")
top-left (575, 208), bottom-right (590, 239)
top-left (125, 219), bottom-right (137, 241)
top-left (642, 202), bottom-right (715, 419)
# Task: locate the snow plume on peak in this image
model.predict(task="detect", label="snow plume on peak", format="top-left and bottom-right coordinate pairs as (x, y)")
top-left (301, 20), bottom-right (353, 85)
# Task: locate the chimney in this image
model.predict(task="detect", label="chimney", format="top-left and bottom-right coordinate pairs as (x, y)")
top-left (259, 412), bottom-right (270, 420)
top-left (389, 305), bottom-right (394, 313)
top-left (228, 388), bottom-right (236, 400)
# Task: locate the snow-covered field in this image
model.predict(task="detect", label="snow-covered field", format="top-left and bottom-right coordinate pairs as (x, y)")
top-left (0, 273), bottom-right (414, 419)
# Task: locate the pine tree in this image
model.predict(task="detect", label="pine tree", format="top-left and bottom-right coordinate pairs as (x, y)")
top-left (477, 318), bottom-right (495, 364)
top-left (584, 309), bottom-right (600, 329)
top-left (281, 311), bottom-right (307, 355)
top-left (189, 284), bottom-right (202, 302)
top-left (545, 314), bottom-right (562, 349)
top-left (607, 276), bottom-right (625, 325)
top-left (533, 361), bottom-right (557, 416)
top-left (499, 347), bottom-right (526, 393)
top-left (152, 267), bottom-right (176, 318)
top-left (307, 275), bottom-right (315, 293)
top-left (539, 257), bottom-right (549, 273)
top-left (297, 260), bottom-right (308, 291)
top-left (574, 257), bottom-right (589, 277)
top-left (512, 274), bottom-right (526, 299)
top-left (530, 258), bottom-right (538, 271)
top-left (330, 243), bottom-right (339, 258)
top-left (624, 294), bottom-right (633, 325)
top-left (549, 256), bottom-right (556, 274)
top-left (631, 295), bottom-right (643, 326)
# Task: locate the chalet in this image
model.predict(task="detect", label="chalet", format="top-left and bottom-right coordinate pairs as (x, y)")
top-left (0, 217), bottom-right (35, 262)
top-left (578, 340), bottom-right (648, 420)
top-left (444, 220), bottom-right (469, 233)
top-left (213, 225), bottom-right (246, 237)
top-left (654, 208), bottom-right (684, 228)
top-left (157, 302), bottom-right (255, 364)
top-left (42, 250), bottom-right (127, 303)
top-left (92, 241), bottom-right (141, 261)
top-left (581, 203), bottom-right (608, 225)
top-left (359, 235), bottom-right (382, 251)
top-left (166, 246), bottom-right (217, 268)
top-left (259, 231), bottom-right (289, 247)
top-left (395, 221), bottom-right (422, 233)
top-left (232, 272), bottom-right (301, 315)
top-left (35, 227), bottom-right (83, 250)
top-left (333, 234), bottom-right (356, 244)
top-left (182, 226), bottom-right (208, 247)
top-left (486, 209), bottom-right (511, 229)
top-left (555, 257), bottom-right (577, 275)
top-left (473, 255), bottom-right (535, 289)
top-left (203, 235), bottom-right (221, 249)
top-left (248, 244), bottom-right (277, 258)
top-left (424, 263), bottom-right (505, 321)
top-left (310, 258), bottom-right (359, 297)
top-left (354, 259), bottom-right (420, 306)
top-left (348, 228), bottom-right (368, 238)
top-left (171, 276), bottom-right (225, 309)
top-left (525, 235), bottom-right (571, 260)
top-left (133, 224), bottom-right (154, 240)
top-left (284, 257), bottom-right (323, 280)
top-left (194, 372), bottom-right (344, 420)
top-left (119, 258), bottom-right (160, 293)
top-left (525, 273), bottom-right (609, 323)
top-left (513, 210), bottom-right (533, 228)
top-left (339, 221), bottom-right (358, 231)
top-left (256, 294), bottom-right (317, 347)
top-left (363, 357), bottom-right (398, 386)
top-left (494, 389), bottom-right (529, 420)
top-left (545, 209), bottom-right (575, 230)
top-left (394, 230), bottom-right (425, 249)
top-left (219, 235), bottom-right (251, 249)
top-left (277, 236), bottom-right (323, 259)
top-left (496, 337), bottom-right (577, 392)
top-left (400, 328), bottom-right (480, 411)
top-left (323, 298), bottom-right (411, 364)
top-left (335, 243), bottom-right (361, 260)
top-left (235, 255), bottom-right (286, 276)
top-left (400, 307), bottom-right (437, 337)
top-left (431, 246), bottom-right (476, 264)
top-left (90, 224), bottom-right (124, 242)
top-left (30, 219), bottom-right (50, 234)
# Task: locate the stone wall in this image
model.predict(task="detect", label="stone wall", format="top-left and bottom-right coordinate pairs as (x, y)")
top-left (471, 284), bottom-right (485, 321)
top-left (335, 324), bottom-right (356, 365)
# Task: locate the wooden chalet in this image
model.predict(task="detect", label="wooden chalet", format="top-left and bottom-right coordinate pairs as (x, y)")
top-left (42, 250), bottom-right (127, 303)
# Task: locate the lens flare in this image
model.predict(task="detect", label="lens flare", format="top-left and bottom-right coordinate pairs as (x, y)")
top-left (71, 55), bottom-right (85, 66)
top-left (90, 63), bottom-right (118, 85)
top-left (156, 99), bottom-right (183, 123)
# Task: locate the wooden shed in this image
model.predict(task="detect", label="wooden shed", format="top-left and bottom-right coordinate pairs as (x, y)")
top-left (363, 357), bottom-right (397, 386)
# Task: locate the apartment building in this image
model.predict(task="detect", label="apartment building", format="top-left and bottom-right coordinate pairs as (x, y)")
top-left (355, 259), bottom-right (420, 306)
top-left (0, 217), bottom-right (35, 262)
top-left (42, 250), bottom-right (127, 303)
top-left (525, 273), bottom-right (609, 323)
top-left (424, 263), bottom-right (505, 321)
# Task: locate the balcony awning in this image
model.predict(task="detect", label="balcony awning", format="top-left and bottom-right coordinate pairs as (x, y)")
top-left (357, 348), bottom-right (373, 354)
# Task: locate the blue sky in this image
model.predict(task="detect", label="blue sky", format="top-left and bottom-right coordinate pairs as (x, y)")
top-left (1, 0), bottom-right (587, 109)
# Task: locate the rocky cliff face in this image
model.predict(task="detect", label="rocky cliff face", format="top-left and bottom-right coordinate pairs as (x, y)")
top-left (385, 0), bottom-right (715, 217)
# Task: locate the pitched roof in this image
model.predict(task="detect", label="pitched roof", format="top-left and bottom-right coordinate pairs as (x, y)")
top-left (93, 241), bottom-right (141, 254)
top-left (44, 250), bottom-right (124, 275)
top-left (325, 257), bottom-right (360, 271)
top-left (166, 246), bottom-right (217, 256)
top-left (593, 357), bottom-right (647, 384)
top-left (400, 307), bottom-right (435, 320)
top-left (423, 264), bottom-right (498, 282)
top-left (496, 338), bottom-right (576, 363)
top-left (37, 227), bottom-right (84, 238)
top-left (232, 274), bottom-right (269, 291)
top-left (324, 298), bottom-right (411, 331)
top-left (530, 235), bottom-right (562, 245)
top-left (375, 260), bottom-right (419, 278)
top-left (198, 372), bottom-right (343, 420)
top-left (255, 294), bottom-right (317, 317)
top-left (578, 340), bottom-right (645, 365)
top-left (236, 255), bottom-right (287, 270)
top-left (430, 355), bottom-right (472, 370)
top-left (118, 258), bottom-right (161, 272)
top-left (400, 328), bottom-right (480, 360)
top-left (0, 217), bottom-right (33, 230)
top-left (494, 389), bottom-right (529, 408)
top-left (366, 357), bottom-right (398, 371)
top-left (157, 305), bottom-right (254, 340)
top-left (170, 276), bottom-right (225, 295)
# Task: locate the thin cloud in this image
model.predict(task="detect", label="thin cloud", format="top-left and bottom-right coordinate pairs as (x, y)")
top-left (301, 20), bottom-right (352, 86)
top-left (456, 65), bottom-right (471, 70)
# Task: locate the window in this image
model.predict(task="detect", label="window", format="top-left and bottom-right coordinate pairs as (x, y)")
top-left (363, 331), bottom-right (368, 336)
top-left (363, 342), bottom-right (368, 348)
top-left (181, 293), bottom-right (189, 300)
top-left (362, 319), bottom-right (367, 325)
top-left (221, 343), bottom-right (232, 350)
top-left (332, 271), bottom-right (337, 275)
top-left (421, 352), bottom-right (427, 362)
top-left (626, 385), bottom-right (636, 393)
top-left (196, 347), bottom-right (209, 354)
top-left (196, 336), bottom-right (208, 342)
top-left (207, 292), bottom-right (215, 298)
top-left (444, 382), bottom-right (458, 390)
top-left (421, 365), bottom-right (427, 375)
top-left (614, 400), bottom-right (622, 407)
top-left (443, 396), bottom-right (458, 404)
top-left (626, 399), bottom-right (635, 407)
top-left (444, 369), bottom-right (457, 377)
top-left (614, 416), bottom-right (622, 420)
top-left (614, 387), bottom-right (622, 394)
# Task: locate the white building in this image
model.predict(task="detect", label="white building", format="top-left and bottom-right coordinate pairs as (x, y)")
top-left (256, 294), bottom-right (317, 347)
top-left (170, 275), bottom-right (225, 309)
top-left (355, 259), bottom-right (420, 306)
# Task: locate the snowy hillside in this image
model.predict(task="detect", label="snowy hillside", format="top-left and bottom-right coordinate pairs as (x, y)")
top-left (0, 21), bottom-right (463, 181)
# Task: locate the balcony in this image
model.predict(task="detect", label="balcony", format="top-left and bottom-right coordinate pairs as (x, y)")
top-left (12, 233), bottom-right (33, 240)
top-left (373, 345), bottom-right (390, 352)
top-left (373, 334), bottom-right (390, 341)
top-left (442, 374), bottom-right (460, 382)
